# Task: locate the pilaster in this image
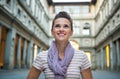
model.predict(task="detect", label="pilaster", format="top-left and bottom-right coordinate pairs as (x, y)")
top-left (116, 40), bottom-right (120, 71)
top-left (4, 28), bottom-right (16, 69)
top-left (22, 40), bottom-right (27, 68)
top-left (16, 36), bottom-right (22, 68)
top-left (27, 41), bottom-right (33, 68)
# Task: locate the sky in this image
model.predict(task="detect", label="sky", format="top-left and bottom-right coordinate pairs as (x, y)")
top-left (52, 0), bottom-right (92, 3)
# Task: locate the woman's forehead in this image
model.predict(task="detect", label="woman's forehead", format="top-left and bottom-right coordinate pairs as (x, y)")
top-left (54, 18), bottom-right (71, 24)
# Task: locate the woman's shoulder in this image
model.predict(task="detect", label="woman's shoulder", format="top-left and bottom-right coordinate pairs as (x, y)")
top-left (37, 50), bottom-right (48, 57)
top-left (74, 49), bottom-right (85, 54)
top-left (74, 49), bottom-right (86, 56)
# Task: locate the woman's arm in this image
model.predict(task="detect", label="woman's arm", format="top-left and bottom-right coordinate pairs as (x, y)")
top-left (27, 66), bottom-right (41, 79)
top-left (81, 68), bottom-right (93, 79)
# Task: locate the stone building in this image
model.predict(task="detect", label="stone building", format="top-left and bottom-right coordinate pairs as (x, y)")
top-left (0, 0), bottom-right (49, 69)
top-left (0, 0), bottom-right (120, 71)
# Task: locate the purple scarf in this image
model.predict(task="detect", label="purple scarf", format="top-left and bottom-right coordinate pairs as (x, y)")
top-left (47, 41), bottom-right (74, 79)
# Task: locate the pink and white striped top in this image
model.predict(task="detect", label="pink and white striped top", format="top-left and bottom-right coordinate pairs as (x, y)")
top-left (33, 50), bottom-right (91, 79)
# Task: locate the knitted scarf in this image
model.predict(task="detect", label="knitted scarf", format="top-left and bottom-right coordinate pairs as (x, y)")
top-left (47, 41), bottom-right (74, 79)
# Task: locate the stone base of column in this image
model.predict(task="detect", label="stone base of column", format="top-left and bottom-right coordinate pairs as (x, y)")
top-left (21, 64), bottom-right (27, 68)
top-left (3, 63), bottom-right (14, 69)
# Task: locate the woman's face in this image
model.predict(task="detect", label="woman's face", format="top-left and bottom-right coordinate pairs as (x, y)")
top-left (51, 18), bottom-right (73, 42)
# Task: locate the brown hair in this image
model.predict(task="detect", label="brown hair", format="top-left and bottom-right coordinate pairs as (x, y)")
top-left (51, 11), bottom-right (73, 30)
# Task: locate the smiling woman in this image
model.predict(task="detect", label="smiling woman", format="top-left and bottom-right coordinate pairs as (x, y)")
top-left (52, 0), bottom-right (92, 3)
top-left (27, 11), bottom-right (93, 79)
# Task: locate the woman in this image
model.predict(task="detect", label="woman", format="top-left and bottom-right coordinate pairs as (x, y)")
top-left (27, 11), bottom-right (93, 79)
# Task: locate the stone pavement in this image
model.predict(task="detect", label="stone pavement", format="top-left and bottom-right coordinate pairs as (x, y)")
top-left (92, 70), bottom-right (120, 79)
top-left (0, 69), bottom-right (120, 79)
top-left (0, 69), bottom-right (45, 79)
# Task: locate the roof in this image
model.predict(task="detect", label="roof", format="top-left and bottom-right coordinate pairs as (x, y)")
top-left (47, 0), bottom-right (97, 5)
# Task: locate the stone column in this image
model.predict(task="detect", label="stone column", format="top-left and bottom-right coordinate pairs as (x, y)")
top-left (116, 40), bottom-right (120, 71)
top-left (22, 40), bottom-right (27, 68)
top-left (16, 36), bottom-right (21, 68)
top-left (98, 52), bottom-right (101, 69)
top-left (99, 50), bottom-right (101, 70)
top-left (91, 49), bottom-right (96, 70)
top-left (95, 52), bottom-right (100, 69)
top-left (110, 41), bottom-right (116, 71)
top-left (103, 48), bottom-right (106, 70)
top-left (110, 41), bottom-right (113, 71)
top-left (4, 28), bottom-right (16, 69)
top-left (27, 41), bottom-right (33, 68)
top-left (113, 41), bottom-right (117, 70)
top-left (101, 48), bottom-right (104, 70)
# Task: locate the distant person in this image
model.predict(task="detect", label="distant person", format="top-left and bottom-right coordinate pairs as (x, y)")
top-left (27, 11), bottom-right (93, 79)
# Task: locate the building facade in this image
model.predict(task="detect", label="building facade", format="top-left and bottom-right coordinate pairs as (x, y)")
top-left (0, 0), bottom-right (120, 71)
top-left (0, 0), bottom-right (49, 69)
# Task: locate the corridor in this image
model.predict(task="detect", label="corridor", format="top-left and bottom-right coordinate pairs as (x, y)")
top-left (0, 69), bottom-right (120, 79)
top-left (0, 0), bottom-right (120, 79)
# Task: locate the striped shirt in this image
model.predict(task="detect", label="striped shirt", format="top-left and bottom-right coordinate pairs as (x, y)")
top-left (33, 50), bottom-right (91, 79)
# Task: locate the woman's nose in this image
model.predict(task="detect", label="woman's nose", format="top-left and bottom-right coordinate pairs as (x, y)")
top-left (59, 26), bottom-right (64, 30)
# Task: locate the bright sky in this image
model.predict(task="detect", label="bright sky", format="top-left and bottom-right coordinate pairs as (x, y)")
top-left (53, 0), bottom-right (92, 3)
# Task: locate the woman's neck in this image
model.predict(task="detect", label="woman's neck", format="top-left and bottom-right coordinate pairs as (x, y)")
top-left (56, 41), bottom-right (68, 52)
top-left (55, 41), bottom-right (69, 59)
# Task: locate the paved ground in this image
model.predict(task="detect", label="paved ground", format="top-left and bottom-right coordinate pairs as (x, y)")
top-left (0, 69), bottom-right (120, 79)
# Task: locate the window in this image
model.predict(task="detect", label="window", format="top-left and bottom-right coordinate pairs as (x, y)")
top-left (81, 5), bottom-right (89, 13)
top-left (82, 23), bottom-right (91, 35)
top-left (74, 26), bottom-right (80, 35)
top-left (17, 9), bottom-right (22, 17)
top-left (31, 0), bottom-right (35, 13)
top-left (6, 0), bottom-right (11, 5)
top-left (73, 22), bottom-right (80, 35)
top-left (26, 0), bottom-right (31, 6)
top-left (55, 6), bottom-right (62, 13)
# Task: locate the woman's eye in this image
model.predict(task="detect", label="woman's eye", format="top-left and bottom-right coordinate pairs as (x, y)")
top-left (54, 25), bottom-right (60, 28)
top-left (64, 25), bottom-right (69, 28)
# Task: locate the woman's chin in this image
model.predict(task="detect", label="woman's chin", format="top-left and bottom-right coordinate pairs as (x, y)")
top-left (56, 39), bottom-right (67, 42)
